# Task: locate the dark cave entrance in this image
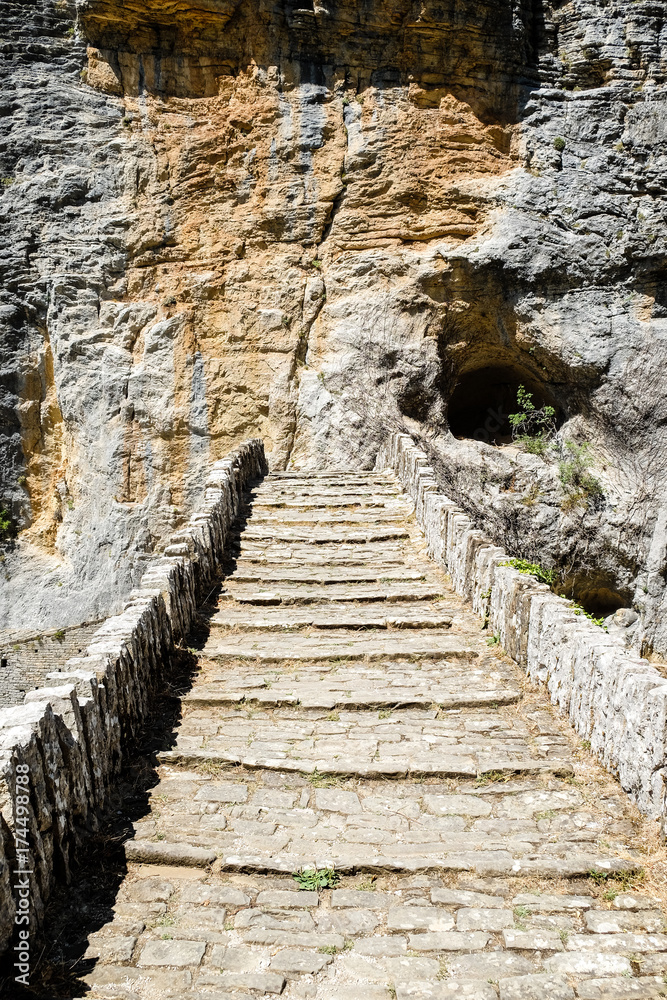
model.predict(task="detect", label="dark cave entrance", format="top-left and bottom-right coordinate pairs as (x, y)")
top-left (447, 365), bottom-right (561, 444)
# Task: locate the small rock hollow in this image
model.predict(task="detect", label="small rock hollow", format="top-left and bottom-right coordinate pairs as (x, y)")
top-left (447, 364), bottom-right (561, 444)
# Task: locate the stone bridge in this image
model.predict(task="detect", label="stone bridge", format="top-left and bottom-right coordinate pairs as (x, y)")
top-left (2, 437), bottom-right (667, 1000)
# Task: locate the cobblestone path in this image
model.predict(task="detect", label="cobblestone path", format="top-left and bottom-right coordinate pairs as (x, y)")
top-left (83, 473), bottom-right (667, 1000)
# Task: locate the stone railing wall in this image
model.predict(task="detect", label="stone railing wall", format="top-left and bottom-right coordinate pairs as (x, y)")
top-left (377, 433), bottom-right (667, 828)
top-left (0, 439), bottom-right (266, 961)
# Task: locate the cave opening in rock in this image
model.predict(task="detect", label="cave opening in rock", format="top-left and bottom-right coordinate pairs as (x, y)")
top-left (448, 365), bottom-right (561, 444)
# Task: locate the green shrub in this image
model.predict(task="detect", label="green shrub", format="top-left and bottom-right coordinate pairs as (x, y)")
top-left (521, 434), bottom-right (549, 455)
top-left (509, 385), bottom-right (556, 453)
top-left (553, 136), bottom-right (566, 152)
top-left (500, 558), bottom-right (556, 586)
top-left (0, 507), bottom-right (12, 541)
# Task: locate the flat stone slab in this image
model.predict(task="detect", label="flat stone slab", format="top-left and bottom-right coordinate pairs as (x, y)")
top-left (499, 974), bottom-right (575, 999)
top-left (576, 979), bottom-right (663, 998)
top-left (398, 983), bottom-right (497, 999)
top-left (138, 939), bottom-right (206, 967)
top-left (125, 841), bottom-right (216, 867)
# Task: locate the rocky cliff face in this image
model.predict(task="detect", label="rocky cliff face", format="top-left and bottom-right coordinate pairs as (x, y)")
top-left (1, 0), bottom-right (667, 656)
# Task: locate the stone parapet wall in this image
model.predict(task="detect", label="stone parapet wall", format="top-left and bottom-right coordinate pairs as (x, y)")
top-left (377, 433), bottom-right (667, 827)
top-left (0, 439), bottom-right (266, 961)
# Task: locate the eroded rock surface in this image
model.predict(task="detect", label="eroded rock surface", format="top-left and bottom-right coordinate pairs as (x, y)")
top-left (0, 0), bottom-right (666, 654)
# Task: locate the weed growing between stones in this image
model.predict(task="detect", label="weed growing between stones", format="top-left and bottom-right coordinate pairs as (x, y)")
top-left (499, 559), bottom-right (609, 628)
top-left (475, 770), bottom-right (512, 785)
top-left (307, 768), bottom-right (339, 787)
top-left (292, 867), bottom-right (340, 890)
top-left (588, 868), bottom-right (645, 888)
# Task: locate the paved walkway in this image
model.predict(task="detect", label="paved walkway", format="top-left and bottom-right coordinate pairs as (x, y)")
top-left (83, 473), bottom-right (667, 1000)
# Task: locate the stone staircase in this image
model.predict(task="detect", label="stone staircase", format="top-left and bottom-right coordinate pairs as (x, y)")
top-left (82, 472), bottom-right (667, 1000)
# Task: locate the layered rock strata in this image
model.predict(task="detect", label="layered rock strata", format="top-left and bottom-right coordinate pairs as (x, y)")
top-left (1, 0), bottom-right (667, 654)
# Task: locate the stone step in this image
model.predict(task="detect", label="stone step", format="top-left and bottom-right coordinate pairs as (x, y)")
top-left (162, 737), bottom-right (574, 780)
top-left (240, 512), bottom-right (408, 525)
top-left (264, 473), bottom-right (393, 480)
top-left (249, 498), bottom-right (406, 509)
top-left (161, 707), bottom-right (573, 780)
top-left (239, 528), bottom-right (411, 543)
top-left (129, 771), bottom-right (633, 880)
top-left (219, 584), bottom-right (444, 604)
top-left (250, 482), bottom-right (400, 493)
top-left (159, 747), bottom-right (574, 781)
top-left (251, 488), bottom-right (402, 499)
top-left (192, 655), bottom-right (520, 709)
top-left (126, 833), bottom-right (626, 879)
top-left (184, 684), bottom-right (522, 711)
top-left (203, 631), bottom-right (480, 661)
top-left (229, 566), bottom-right (432, 584)
top-left (250, 492), bottom-right (399, 502)
top-left (235, 544), bottom-right (412, 564)
top-left (211, 603), bottom-right (453, 630)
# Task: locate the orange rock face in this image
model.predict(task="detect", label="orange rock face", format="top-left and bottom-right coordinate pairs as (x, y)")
top-left (80, 0), bottom-right (524, 471)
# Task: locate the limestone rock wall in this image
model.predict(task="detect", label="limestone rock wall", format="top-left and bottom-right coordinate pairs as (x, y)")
top-left (0, 438), bottom-right (265, 961)
top-left (1, 0), bottom-right (667, 654)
